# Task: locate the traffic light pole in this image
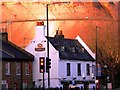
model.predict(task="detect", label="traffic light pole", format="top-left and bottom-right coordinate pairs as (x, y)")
top-left (43, 58), bottom-right (45, 90)
top-left (40, 57), bottom-right (45, 90)
top-left (46, 4), bottom-right (50, 89)
top-left (46, 2), bottom-right (70, 89)
top-left (43, 71), bottom-right (45, 90)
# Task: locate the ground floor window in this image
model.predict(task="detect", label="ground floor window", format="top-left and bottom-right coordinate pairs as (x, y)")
top-left (2, 80), bottom-right (8, 90)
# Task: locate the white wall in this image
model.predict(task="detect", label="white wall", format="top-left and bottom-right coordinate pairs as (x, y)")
top-left (25, 24), bottom-right (96, 88)
top-left (89, 84), bottom-right (96, 90)
top-left (46, 42), bottom-right (60, 87)
top-left (25, 25), bottom-right (47, 87)
top-left (59, 60), bottom-right (96, 81)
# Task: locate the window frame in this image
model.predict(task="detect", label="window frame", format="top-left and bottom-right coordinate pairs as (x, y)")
top-left (82, 47), bottom-right (85, 53)
top-left (61, 46), bottom-right (65, 52)
top-left (25, 63), bottom-right (30, 75)
top-left (71, 47), bottom-right (75, 52)
top-left (5, 62), bottom-right (10, 75)
top-left (16, 62), bottom-right (21, 75)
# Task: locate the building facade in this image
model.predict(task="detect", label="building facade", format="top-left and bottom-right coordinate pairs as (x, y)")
top-left (0, 32), bottom-right (34, 89)
top-left (25, 21), bottom-right (96, 89)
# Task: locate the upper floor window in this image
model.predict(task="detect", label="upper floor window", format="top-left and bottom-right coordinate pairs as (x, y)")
top-left (77, 63), bottom-right (81, 76)
top-left (82, 48), bottom-right (85, 53)
top-left (16, 63), bottom-right (21, 75)
top-left (71, 47), bottom-right (75, 52)
top-left (25, 63), bottom-right (30, 75)
top-left (67, 63), bottom-right (70, 76)
top-left (61, 46), bottom-right (65, 52)
top-left (6, 62), bottom-right (10, 75)
top-left (86, 64), bottom-right (90, 75)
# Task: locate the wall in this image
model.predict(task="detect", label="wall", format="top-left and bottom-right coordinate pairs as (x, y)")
top-left (2, 60), bottom-right (33, 89)
top-left (59, 60), bottom-right (96, 81)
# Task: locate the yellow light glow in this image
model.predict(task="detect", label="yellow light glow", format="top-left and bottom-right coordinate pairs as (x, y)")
top-left (41, 59), bottom-right (43, 61)
top-left (40, 62), bottom-right (43, 65)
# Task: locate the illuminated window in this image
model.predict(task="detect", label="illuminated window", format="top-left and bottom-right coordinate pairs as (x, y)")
top-left (67, 63), bottom-right (70, 76)
top-left (61, 46), bottom-right (65, 52)
top-left (16, 63), bottom-right (21, 75)
top-left (82, 48), bottom-right (85, 53)
top-left (71, 47), bottom-right (75, 52)
top-left (6, 62), bottom-right (10, 75)
top-left (25, 63), bottom-right (30, 75)
top-left (76, 47), bottom-right (84, 53)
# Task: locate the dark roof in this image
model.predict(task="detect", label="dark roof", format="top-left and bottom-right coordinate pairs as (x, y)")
top-left (0, 39), bottom-right (34, 61)
top-left (47, 37), bottom-right (95, 61)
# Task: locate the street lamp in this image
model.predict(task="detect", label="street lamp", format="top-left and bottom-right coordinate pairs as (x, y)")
top-left (96, 26), bottom-right (101, 90)
top-left (96, 26), bottom-right (101, 76)
top-left (46, 2), bottom-right (70, 88)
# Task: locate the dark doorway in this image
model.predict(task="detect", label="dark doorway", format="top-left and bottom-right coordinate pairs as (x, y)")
top-left (84, 83), bottom-right (89, 90)
top-left (63, 83), bottom-right (69, 90)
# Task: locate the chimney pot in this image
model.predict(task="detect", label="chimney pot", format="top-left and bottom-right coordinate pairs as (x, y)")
top-left (0, 28), bottom-right (8, 42)
top-left (54, 29), bottom-right (64, 38)
top-left (36, 21), bottom-right (44, 26)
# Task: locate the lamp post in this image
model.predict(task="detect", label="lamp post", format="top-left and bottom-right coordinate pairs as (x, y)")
top-left (96, 26), bottom-right (101, 76)
top-left (46, 2), bottom-right (70, 89)
top-left (96, 26), bottom-right (101, 90)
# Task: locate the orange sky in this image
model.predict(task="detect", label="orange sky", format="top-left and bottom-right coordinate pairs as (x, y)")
top-left (1, 2), bottom-right (119, 52)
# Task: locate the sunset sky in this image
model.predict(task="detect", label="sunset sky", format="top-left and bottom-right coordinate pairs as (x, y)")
top-left (1, 1), bottom-right (119, 52)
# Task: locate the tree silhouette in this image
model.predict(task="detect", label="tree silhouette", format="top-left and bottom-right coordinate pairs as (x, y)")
top-left (97, 43), bottom-right (120, 88)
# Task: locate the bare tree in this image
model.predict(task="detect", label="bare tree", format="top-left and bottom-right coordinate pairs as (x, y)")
top-left (97, 42), bottom-right (120, 88)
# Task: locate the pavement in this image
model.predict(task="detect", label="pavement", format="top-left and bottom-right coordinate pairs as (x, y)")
top-left (99, 85), bottom-right (120, 90)
top-left (113, 87), bottom-right (120, 90)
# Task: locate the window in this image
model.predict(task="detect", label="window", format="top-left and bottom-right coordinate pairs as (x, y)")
top-left (92, 65), bottom-right (95, 74)
top-left (82, 48), bottom-right (85, 53)
top-left (77, 63), bottom-right (81, 76)
top-left (6, 62), bottom-right (10, 75)
top-left (92, 65), bottom-right (95, 77)
top-left (61, 46), bottom-right (65, 52)
top-left (25, 63), bottom-right (30, 75)
top-left (71, 47), bottom-right (75, 52)
top-left (16, 63), bottom-right (21, 75)
top-left (86, 64), bottom-right (90, 75)
top-left (2, 80), bottom-right (8, 89)
top-left (67, 63), bottom-right (70, 76)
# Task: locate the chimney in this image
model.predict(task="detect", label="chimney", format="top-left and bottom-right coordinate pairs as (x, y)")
top-left (0, 28), bottom-right (8, 42)
top-left (59, 30), bottom-right (63, 35)
top-left (25, 21), bottom-right (46, 55)
top-left (56, 29), bottom-right (59, 35)
top-left (54, 29), bottom-right (64, 38)
top-left (34, 21), bottom-right (46, 41)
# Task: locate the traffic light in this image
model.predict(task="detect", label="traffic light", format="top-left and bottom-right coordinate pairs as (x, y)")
top-left (39, 57), bottom-right (45, 73)
top-left (46, 57), bottom-right (51, 72)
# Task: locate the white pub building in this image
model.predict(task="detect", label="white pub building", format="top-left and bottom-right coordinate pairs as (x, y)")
top-left (25, 21), bottom-right (96, 89)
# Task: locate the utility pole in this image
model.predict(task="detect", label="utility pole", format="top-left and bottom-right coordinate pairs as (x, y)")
top-left (96, 26), bottom-right (101, 90)
top-left (46, 4), bottom-right (50, 89)
top-left (46, 2), bottom-right (70, 89)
